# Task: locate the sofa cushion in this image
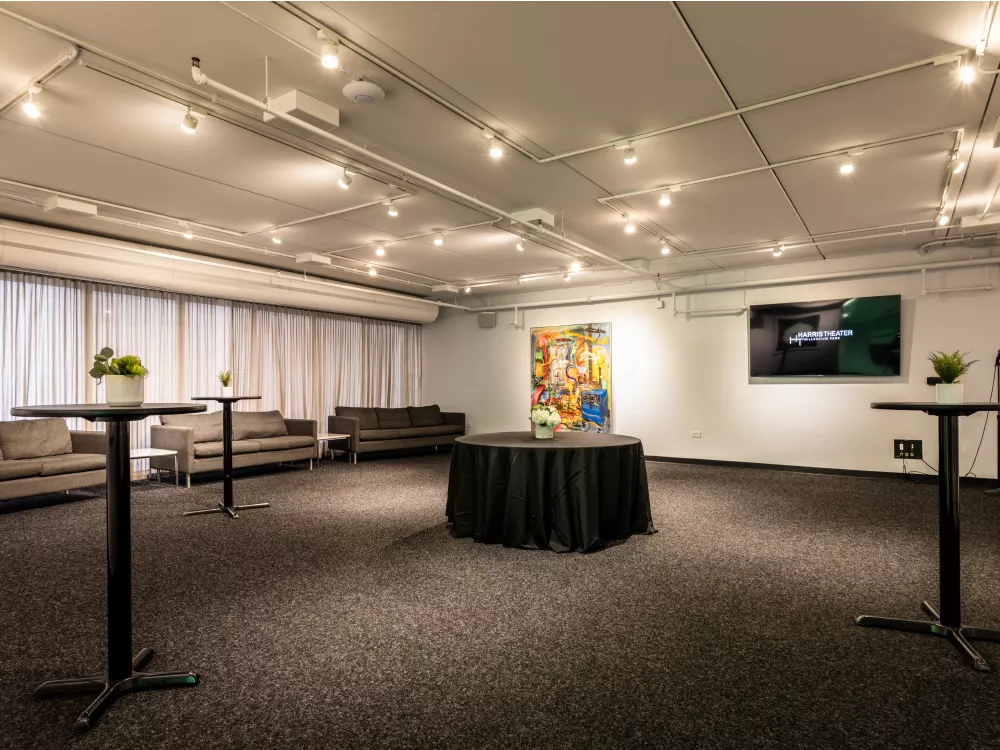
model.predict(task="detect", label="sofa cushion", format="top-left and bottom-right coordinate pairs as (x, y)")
top-left (375, 408), bottom-right (412, 429)
top-left (255, 435), bottom-right (314, 452)
top-left (0, 418), bottom-right (73, 460)
top-left (335, 406), bottom-right (378, 430)
top-left (38, 454), bottom-right (106, 477)
top-left (0, 459), bottom-right (44, 481)
top-left (398, 425), bottom-right (464, 439)
top-left (407, 405), bottom-right (445, 427)
top-left (233, 410), bottom-right (288, 441)
top-left (360, 429), bottom-right (400, 441)
top-left (194, 440), bottom-right (261, 458)
top-left (160, 411), bottom-right (223, 443)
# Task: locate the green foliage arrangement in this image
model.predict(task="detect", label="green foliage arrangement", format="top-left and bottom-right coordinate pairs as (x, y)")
top-left (89, 347), bottom-right (149, 382)
top-left (928, 350), bottom-right (977, 384)
top-left (218, 369), bottom-right (233, 387)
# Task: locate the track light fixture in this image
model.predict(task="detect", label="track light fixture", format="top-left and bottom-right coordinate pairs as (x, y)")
top-left (563, 272), bottom-right (571, 282)
top-left (464, 286), bottom-right (471, 294)
top-left (839, 157), bottom-right (854, 175)
top-left (660, 243), bottom-right (671, 255)
top-left (434, 233), bottom-right (444, 246)
top-left (959, 63), bottom-right (977, 83)
top-left (368, 265), bottom-right (377, 276)
top-left (385, 200), bottom-right (398, 217)
top-left (338, 170), bottom-right (354, 189)
top-left (21, 84), bottom-right (42, 119)
top-left (180, 107), bottom-right (199, 134)
top-left (375, 245), bottom-right (386, 257)
top-left (182, 224), bottom-right (194, 240)
top-left (659, 192), bottom-right (671, 207)
top-left (773, 244), bottom-right (785, 257)
top-left (483, 130), bottom-right (503, 159)
top-left (624, 216), bottom-right (637, 234)
top-left (951, 158), bottom-right (967, 175)
top-left (319, 31), bottom-right (340, 69)
top-left (516, 240), bottom-right (525, 252)
top-left (270, 230), bottom-right (282, 245)
top-left (569, 260), bottom-right (582, 272)
top-left (623, 147), bottom-right (637, 165)
top-left (937, 213), bottom-right (949, 226)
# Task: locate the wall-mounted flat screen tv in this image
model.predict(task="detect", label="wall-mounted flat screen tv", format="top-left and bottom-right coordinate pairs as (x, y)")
top-left (748, 294), bottom-right (901, 377)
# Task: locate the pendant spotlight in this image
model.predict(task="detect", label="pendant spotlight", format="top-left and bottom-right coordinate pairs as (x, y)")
top-left (569, 260), bottom-right (582, 272)
top-left (839, 157), bottom-right (854, 175)
top-left (516, 240), bottom-right (525, 252)
top-left (21, 84), bottom-right (42, 119)
top-left (464, 286), bottom-right (472, 294)
top-left (368, 265), bottom-right (377, 276)
top-left (623, 215), bottom-right (637, 234)
top-left (180, 106), bottom-right (199, 134)
top-left (434, 233), bottom-right (444, 246)
top-left (319, 31), bottom-right (340, 69)
top-left (951, 158), bottom-right (967, 175)
top-left (270, 230), bottom-right (282, 245)
top-left (958, 62), bottom-right (976, 83)
top-left (659, 192), bottom-right (671, 207)
top-left (623, 147), bottom-right (637, 165)
top-left (773, 244), bottom-right (785, 257)
top-left (385, 200), bottom-right (398, 217)
top-left (182, 224), bottom-right (194, 240)
top-left (937, 213), bottom-right (950, 227)
top-left (563, 272), bottom-right (571, 282)
top-left (483, 130), bottom-right (503, 159)
top-left (338, 170), bottom-right (354, 189)
top-left (660, 243), bottom-right (671, 255)
top-left (375, 245), bottom-right (386, 257)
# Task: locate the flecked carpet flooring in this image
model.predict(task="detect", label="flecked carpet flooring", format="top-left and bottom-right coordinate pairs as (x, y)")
top-left (2, 456), bottom-right (1000, 749)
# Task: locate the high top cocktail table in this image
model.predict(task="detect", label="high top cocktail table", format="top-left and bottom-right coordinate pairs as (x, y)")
top-left (183, 396), bottom-right (269, 519)
top-left (10, 402), bottom-right (206, 730)
top-left (858, 402), bottom-right (1000, 670)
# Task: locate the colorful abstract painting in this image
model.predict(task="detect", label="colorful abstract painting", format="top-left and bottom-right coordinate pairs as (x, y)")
top-left (530, 323), bottom-right (611, 433)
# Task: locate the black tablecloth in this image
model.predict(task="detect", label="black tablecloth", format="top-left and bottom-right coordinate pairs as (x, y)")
top-left (446, 431), bottom-right (655, 553)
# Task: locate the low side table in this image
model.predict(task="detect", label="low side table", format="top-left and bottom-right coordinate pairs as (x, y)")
top-left (317, 432), bottom-right (352, 463)
top-left (130, 447), bottom-right (178, 486)
top-left (184, 396), bottom-right (268, 519)
top-left (858, 402), bottom-right (1000, 671)
top-left (10, 402), bottom-right (206, 731)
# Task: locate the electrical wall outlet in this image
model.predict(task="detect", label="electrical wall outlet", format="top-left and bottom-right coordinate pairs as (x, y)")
top-left (691, 431), bottom-right (702, 438)
top-left (893, 439), bottom-right (922, 459)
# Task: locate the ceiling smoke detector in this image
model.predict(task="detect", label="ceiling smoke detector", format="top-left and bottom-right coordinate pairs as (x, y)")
top-left (342, 79), bottom-right (385, 104)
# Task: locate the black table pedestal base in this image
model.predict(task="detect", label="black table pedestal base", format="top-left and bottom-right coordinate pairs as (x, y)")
top-left (183, 501), bottom-right (270, 519)
top-left (35, 648), bottom-right (198, 731)
top-left (856, 600), bottom-right (1000, 672)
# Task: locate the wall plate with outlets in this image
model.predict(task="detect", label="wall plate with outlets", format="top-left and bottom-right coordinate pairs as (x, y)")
top-left (894, 439), bottom-right (922, 459)
top-left (691, 431), bottom-right (702, 438)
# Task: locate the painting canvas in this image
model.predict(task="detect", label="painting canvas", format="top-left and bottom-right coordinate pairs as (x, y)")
top-left (530, 323), bottom-right (611, 433)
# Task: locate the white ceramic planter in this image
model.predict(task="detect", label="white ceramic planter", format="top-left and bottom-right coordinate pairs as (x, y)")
top-left (534, 425), bottom-right (554, 439)
top-left (936, 382), bottom-right (964, 404)
top-left (221, 386), bottom-right (234, 398)
top-left (105, 374), bottom-right (145, 407)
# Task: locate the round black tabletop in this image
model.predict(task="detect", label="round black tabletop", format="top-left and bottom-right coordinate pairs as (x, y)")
top-left (191, 396), bottom-right (261, 402)
top-left (456, 431), bottom-right (641, 449)
top-left (872, 402), bottom-right (1000, 416)
top-left (11, 403), bottom-right (207, 422)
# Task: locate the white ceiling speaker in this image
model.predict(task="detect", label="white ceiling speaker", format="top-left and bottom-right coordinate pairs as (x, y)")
top-left (342, 79), bottom-right (385, 104)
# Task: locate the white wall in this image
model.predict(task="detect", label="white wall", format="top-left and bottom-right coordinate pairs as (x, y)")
top-left (423, 251), bottom-right (1000, 478)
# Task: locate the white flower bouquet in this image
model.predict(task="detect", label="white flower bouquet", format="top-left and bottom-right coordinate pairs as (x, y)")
top-left (530, 404), bottom-right (561, 439)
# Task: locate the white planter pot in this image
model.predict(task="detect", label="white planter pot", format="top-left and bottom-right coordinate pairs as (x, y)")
top-left (534, 424), bottom-right (554, 439)
top-left (936, 382), bottom-right (964, 404)
top-left (221, 386), bottom-right (234, 398)
top-left (105, 374), bottom-right (145, 407)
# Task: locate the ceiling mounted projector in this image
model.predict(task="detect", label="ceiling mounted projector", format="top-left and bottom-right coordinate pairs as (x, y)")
top-left (342, 79), bottom-right (385, 104)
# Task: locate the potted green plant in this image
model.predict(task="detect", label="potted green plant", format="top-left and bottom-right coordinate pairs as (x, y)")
top-left (928, 350), bottom-right (977, 404)
top-left (218, 369), bottom-right (233, 398)
top-left (530, 403), bottom-right (562, 439)
top-left (89, 347), bottom-right (148, 407)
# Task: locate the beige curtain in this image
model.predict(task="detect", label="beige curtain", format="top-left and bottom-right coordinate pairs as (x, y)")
top-left (0, 271), bottom-right (422, 451)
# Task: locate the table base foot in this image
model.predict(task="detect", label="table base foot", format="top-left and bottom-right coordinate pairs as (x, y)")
top-left (183, 501), bottom-right (269, 519)
top-left (35, 648), bottom-right (198, 731)
top-left (856, 600), bottom-right (998, 672)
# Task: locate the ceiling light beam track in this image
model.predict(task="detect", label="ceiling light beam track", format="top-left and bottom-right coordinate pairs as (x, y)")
top-left (190, 59), bottom-right (661, 285)
top-left (539, 50), bottom-right (968, 163)
top-left (0, 45), bottom-right (78, 117)
top-left (324, 220), bottom-right (497, 256)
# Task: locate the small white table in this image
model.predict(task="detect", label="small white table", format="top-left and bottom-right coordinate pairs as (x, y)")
top-left (130, 447), bottom-right (179, 486)
top-left (317, 433), bottom-right (353, 463)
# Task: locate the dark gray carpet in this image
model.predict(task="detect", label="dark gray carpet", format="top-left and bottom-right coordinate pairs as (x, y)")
top-left (2, 457), bottom-right (1000, 749)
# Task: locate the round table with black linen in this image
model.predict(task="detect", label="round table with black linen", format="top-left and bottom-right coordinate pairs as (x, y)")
top-left (446, 431), bottom-right (655, 553)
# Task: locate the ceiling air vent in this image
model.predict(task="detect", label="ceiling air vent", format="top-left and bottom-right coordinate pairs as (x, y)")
top-left (43, 196), bottom-right (97, 216)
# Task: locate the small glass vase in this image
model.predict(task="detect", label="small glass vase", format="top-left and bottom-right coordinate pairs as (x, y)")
top-left (534, 424), bottom-right (554, 440)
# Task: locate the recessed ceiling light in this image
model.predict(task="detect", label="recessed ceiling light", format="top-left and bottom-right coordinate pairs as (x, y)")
top-left (375, 245), bottom-right (385, 257)
top-left (659, 193), bottom-right (671, 207)
top-left (338, 170), bottom-right (354, 189)
top-left (660, 243), bottom-right (671, 255)
top-left (959, 64), bottom-right (976, 83)
top-left (623, 147), bottom-right (637, 165)
top-left (21, 85), bottom-right (42, 119)
top-left (937, 213), bottom-right (949, 226)
top-left (180, 107), bottom-right (198, 134)
top-left (434, 233), bottom-right (444, 246)
top-left (570, 260), bottom-right (582, 272)
top-left (516, 240), bottom-right (525, 252)
top-left (319, 31), bottom-right (340, 69)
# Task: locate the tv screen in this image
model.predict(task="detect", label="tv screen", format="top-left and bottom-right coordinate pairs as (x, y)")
top-left (748, 294), bottom-right (901, 377)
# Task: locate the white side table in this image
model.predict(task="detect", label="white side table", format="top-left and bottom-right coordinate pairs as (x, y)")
top-left (317, 433), bottom-right (353, 464)
top-left (130, 447), bottom-right (179, 486)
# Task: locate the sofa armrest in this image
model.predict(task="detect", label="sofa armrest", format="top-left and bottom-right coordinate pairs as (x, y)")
top-left (442, 412), bottom-right (465, 430)
top-left (150, 425), bottom-right (195, 471)
top-left (285, 419), bottom-right (316, 440)
top-left (328, 415), bottom-right (360, 450)
top-left (70, 429), bottom-right (106, 455)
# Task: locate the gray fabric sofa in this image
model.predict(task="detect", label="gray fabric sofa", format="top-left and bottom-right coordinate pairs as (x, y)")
top-left (0, 418), bottom-right (106, 501)
top-left (149, 410), bottom-right (317, 487)
top-left (328, 405), bottom-right (465, 462)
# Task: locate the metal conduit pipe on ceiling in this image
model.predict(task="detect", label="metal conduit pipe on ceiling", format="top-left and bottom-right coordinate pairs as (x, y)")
top-left (189, 58), bottom-right (665, 286)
